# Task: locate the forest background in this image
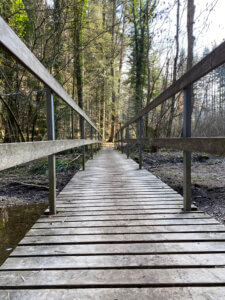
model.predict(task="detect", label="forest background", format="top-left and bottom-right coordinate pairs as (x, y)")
top-left (0, 0), bottom-right (224, 143)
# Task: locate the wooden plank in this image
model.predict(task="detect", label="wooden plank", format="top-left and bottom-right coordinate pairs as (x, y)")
top-left (19, 232), bottom-right (225, 245)
top-left (54, 205), bottom-right (184, 211)
top-left (59, 187), bottom-right (176, 192)
top-left (10, 241), bottom-right (225, 256)
top-left (1, 287), bottom-right (225, 299)
top-left (0, 17), bottom-right (99, 132)
top-left (57, 195), bottom-right (183, 200)
top-left (55, 209), bottom-right (185, 215)
top-left (57, 192), bottom-right (179, 199)
top-left (56, 200), bottom-right (183, 205)
top-left (59, 189), bottom-right (175, 193)
top-left (32, 218), bottom-right (219, 228)
top-left (37, 212), bottom-right (210, 222)
top-left (27, 225), bottom-right (225, 236)
top-left (3, 253), bottom-right (225, 269)
top-left (0, 139), bottom-right (99, 171)
top-left (1, 269), bottom-right (225, 285)
top-left (56, 202), bottom-right (183, 207)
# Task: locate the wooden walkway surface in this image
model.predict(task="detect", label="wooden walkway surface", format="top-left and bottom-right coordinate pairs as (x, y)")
top-left (1, 147), bottom-right (225, 299)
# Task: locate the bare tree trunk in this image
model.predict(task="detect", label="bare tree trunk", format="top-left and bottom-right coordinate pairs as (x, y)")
top-left (73, 0), bottom-right (85, 134)
top-left (187, 0), bottom-right (195, 71)
top-left (145, 0), bottom-right (152, 136)
top-left (0, 95), bottom-right (25, 142)
top-left (167, 0), bottom-right (180, 137)
top-left (108, 0), bottom-right (116, 142)
top-left (100, 0), bottom-right (106, 140)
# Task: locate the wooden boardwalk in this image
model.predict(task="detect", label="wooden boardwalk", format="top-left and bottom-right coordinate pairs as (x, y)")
top-left (1, 147), bottom-right (225, 299)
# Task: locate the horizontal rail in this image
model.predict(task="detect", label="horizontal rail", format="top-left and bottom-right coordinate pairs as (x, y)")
top-left (0, 17), bottom-right (99, 133)
top-left (119, 138), bottom-right (225, 157)
top-left (0, 139), bottom-right (101, 171)
top-left (120, 40), bottom-right (225, 130)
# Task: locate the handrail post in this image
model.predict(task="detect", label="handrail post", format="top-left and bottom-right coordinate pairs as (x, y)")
top-left (90, 127), bottom-right (93, 159)
top-left (121, 129), bottom-right (124, 154)
top-left (94, 131), bottom-right (97, 153)
top-left (98, 133), bottom-right (100, 150)
top-left (138, 117), bottom-right (143, 169)
top-left (183, 85), bottom-right (192, 211)
top-left (46, 87), bottom-right (56, 215)
top-left (81, 117), bottom-right (85, 170)
top-left (115, 133), bottom-right (116, 149)
top-left (119, 123), bottom-right (122, 152)
top-left (126, 126), bottom-right (130, 159)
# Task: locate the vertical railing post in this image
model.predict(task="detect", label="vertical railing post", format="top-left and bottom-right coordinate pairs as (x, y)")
top-left (115, 133), bottom-right (118, 149)
top-left (98, 133), bottom-right (100, 150)
top-left (71, 109), bottom-right (74, 139)
top-left (126, 126), bottom-right (130, 159)
top-left (95, 131), bottom-right (97, 153)
top-left (46, 87), bottom-right (56, 215)
top-left (121, 129), bottom-right (124, 154)
top-left (81, 117), bottom-right (85, 170)
top-left (119, 124), bottom-right (122, 151)
top-left (90, 126), bottom-right (93, 159)
top-left (183, 85), bottom-right (192, 211)
top-left (138, 117), bottom-right (143, 169)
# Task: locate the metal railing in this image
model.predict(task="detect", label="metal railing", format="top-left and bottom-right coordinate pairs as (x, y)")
top-left (0, 17), bottom-right (101, 214)
top-left (115, 41), bottom-right (225, 212)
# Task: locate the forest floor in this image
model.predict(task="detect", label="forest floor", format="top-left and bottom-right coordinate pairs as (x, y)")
top-left (131, 150), bottom-right (225, 224)
top-left (0, 152), bottom-right (83, 208)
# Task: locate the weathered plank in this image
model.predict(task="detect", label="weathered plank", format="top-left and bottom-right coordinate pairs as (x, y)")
top-left (56, 200), bottom-right (183, 205)
top-left (57, 195), bottom-right (183, 200)
top-left (33, 218), bottom-right (218, 228)
top-left (0, 286), bottom-right (224, 300)
top-left (10, 241), bottom-right (225, 256)
top-left (19, 232), bottom-right (225, 245)
top-left (0, 139), bottom-right (99, 171)
top-left (53, 209), bottom-right (188, 215)
top-left (37, 212), bottom-right (210, 222)
top-left (1, 268), bottom-right (225, 285)
top-left (3, 253), bottom-right (225, 270)
top-left (54, 205), bottom-right (184, 211)
top-left (0, 287), bottom-right (225, 300)
top-left (27, 225), bottom-right (225, 236)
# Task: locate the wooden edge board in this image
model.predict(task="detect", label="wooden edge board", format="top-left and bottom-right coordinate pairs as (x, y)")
top-left (0, 139), bottom-right (99, 171)
top-left (10, 241), bottom-right (225, 256)
top-left (1, 269), bottom-right (225, 285)
top-left (0, 287), bottom-right (225, 299)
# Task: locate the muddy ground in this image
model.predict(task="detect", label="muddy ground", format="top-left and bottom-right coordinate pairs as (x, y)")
top-left (0, 153), bottom-right (83, 208)
top-left (131, 150), bottom-right (225, 224)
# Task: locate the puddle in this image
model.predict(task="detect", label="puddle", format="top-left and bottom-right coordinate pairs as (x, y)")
top-left (0, 203), bottom-right (47, 266)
